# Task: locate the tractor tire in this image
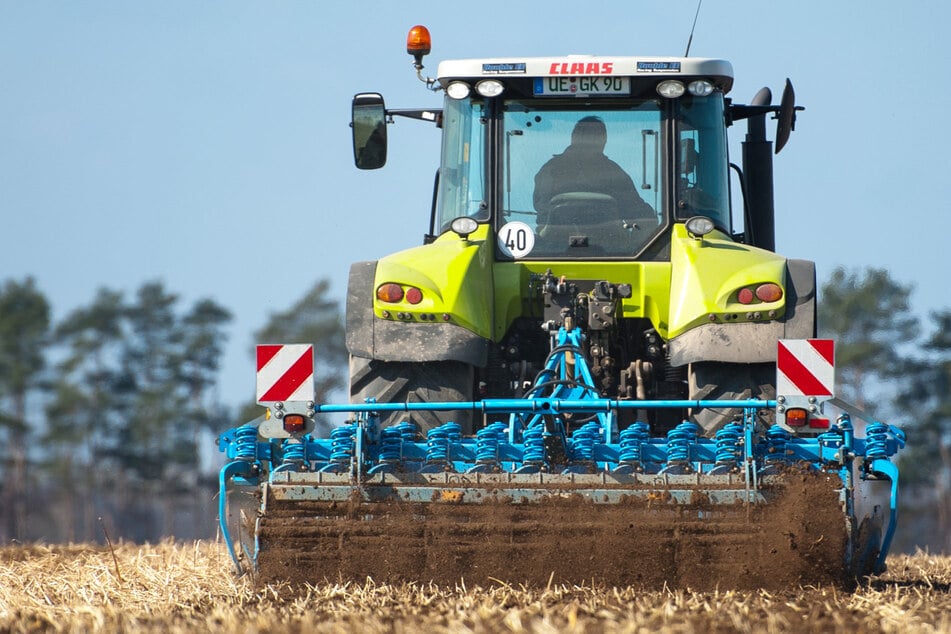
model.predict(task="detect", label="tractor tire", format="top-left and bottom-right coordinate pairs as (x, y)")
top-left (349, 356), bottom-right (475, 434)
top-left (689, 361), bottom-right (776, 435)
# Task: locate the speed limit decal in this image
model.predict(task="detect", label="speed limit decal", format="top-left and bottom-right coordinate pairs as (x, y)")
top-left (497, 221), bottom-right (535, 258)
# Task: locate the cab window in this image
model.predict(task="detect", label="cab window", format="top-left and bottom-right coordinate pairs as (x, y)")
top-left (434, 98), bottom-right (487, 235)
top-left (675, 94), bottom-right (731, 231)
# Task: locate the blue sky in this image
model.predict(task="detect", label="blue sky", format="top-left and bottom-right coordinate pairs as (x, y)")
top-left (2, 1), bottom-right (948, 408)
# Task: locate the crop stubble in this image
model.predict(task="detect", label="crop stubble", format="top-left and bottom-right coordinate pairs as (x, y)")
top-left (0, 540), bottom-right (949, 632)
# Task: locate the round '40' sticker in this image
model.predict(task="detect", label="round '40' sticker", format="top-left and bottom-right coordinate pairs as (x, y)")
top-left (497, 221), bottom-right (535, 258)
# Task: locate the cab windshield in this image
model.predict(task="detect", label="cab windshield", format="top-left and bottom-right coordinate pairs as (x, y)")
top-left (434, 92), bottom-right (731, 258)
top-left (499, 100), bottom-right (664, 258)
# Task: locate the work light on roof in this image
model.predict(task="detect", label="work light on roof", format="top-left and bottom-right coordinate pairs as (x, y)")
top-left (476, 79), bottom-right (504, 98)
top-left (656, 80), bottom-right (685, 98)
top-left (446, 82), bottom-right (471, 100)
top-left (688, 80), bottom-right (715, 96)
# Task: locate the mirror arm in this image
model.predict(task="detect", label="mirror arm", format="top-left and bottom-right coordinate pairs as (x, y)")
top-left (386, 108), bottom-right (443, 124)
top-left (728, 104), bottom-right (780, 122)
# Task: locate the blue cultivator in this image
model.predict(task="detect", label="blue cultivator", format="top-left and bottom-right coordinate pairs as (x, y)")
top-left (217, 334), bottom-right (905, 587)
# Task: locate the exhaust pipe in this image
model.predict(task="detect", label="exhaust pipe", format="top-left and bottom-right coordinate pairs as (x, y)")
top-left (742, 87), bottom-right (776, 252)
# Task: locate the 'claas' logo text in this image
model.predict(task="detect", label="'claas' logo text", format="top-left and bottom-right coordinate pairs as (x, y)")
top-left (549, 62), bottom-right (614, 75)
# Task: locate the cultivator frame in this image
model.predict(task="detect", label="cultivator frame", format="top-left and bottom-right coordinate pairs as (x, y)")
top-left (217, 335), bottom-right (905, 584)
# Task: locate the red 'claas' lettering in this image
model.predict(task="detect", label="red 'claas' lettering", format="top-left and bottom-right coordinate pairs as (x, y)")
top-left (548, 62), bottom-right (614, 75)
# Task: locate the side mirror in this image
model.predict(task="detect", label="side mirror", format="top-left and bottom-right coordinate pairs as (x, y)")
top-left (775, 79), bottom-right (796, 154)
top-left (351, 93), bottom-right (387, 170)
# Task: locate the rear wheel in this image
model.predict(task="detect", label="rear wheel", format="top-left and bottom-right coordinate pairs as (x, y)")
top-left (689, 361), bottom-right (776, 434)
top-left (349, 356), bottom-right (475, 433)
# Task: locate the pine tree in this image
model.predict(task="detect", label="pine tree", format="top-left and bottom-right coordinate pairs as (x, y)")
top-left (0, 277), bottom-right (51, 540)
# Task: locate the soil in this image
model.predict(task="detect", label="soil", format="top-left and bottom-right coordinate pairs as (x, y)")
top-left (256, 469), bottom-right (848, 591)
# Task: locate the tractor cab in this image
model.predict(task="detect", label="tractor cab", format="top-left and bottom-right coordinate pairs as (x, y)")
top-left (355, 56), bottom-right (734, 262)
top-left (352, 26), bottom-right (797, 260)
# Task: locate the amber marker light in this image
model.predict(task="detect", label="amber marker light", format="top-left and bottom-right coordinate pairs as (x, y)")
top-left (786, 408), bottom-right (808, 427)
top-left (283, 414), bottom-right (306, 434)
top-left (756, 283), bottom-right (783, 302)
top-left (377, 283), bottom-right (404, 303)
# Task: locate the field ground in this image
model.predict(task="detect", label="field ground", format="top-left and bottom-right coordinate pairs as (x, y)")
top-left (0, 541), bottom-right (948, 633)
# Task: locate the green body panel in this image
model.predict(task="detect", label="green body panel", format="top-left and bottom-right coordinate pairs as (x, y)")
top-left (372, 225), bottom-right (495, 338)
top-left (372, 223), bottom-right (788, 346)
top-left (667, 224), bottom-right (787, 339)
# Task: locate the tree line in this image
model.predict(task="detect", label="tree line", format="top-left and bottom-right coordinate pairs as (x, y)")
top-left (0, 277), bottom-right (345, 543)
top-left (0, 269), bottom-right (947, 550)
top-left (819, 268), bottom-right (950, 552)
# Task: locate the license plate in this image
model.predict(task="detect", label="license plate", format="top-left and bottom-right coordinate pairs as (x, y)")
top-left (533, 76), bottom-right (630, 97)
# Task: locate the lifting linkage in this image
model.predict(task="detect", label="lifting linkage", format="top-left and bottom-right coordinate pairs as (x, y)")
top-left (217, 331), bottom-right (906, 577)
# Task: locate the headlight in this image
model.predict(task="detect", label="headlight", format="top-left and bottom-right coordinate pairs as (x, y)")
top-left (684, 215), bottom-right (715, 237)
top-left (656, 80), bottom-right (685, 98)
top-left (687, 80), bottom-right (715, 96)
top-left (446, 82), bottom-right (471, 99)
top-left (476, 79), bottom-right (504, 97)
top-left (451, 216), bottom-right (479, 238)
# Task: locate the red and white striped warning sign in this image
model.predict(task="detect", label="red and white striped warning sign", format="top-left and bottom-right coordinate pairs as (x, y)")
top-left (777, 339), bottom-right (834, 397)
top-left (256, 344), bottom-right (314, 403)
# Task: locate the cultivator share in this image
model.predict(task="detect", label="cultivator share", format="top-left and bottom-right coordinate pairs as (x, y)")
top-left (217, 26), bottom-right (906, 587)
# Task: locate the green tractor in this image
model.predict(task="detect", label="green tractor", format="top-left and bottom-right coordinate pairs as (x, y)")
top-left (347, 26), bottom-right (814, 436)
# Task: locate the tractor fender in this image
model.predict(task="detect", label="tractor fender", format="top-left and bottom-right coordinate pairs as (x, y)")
top-left (346, 260), bottom-right (488, 366)
top-left (667, 258), bottom-right (816, 366)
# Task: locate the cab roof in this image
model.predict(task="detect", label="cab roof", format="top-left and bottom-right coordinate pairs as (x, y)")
top-left (437, 56), bottom-right (734, 93)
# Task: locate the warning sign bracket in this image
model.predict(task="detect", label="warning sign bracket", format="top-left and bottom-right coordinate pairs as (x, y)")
top-left (255, 344), bottom-right (316, 439)
top-left (776, 339), bottom-right (836, 432)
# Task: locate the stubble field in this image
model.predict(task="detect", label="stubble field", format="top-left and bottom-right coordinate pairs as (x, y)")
top-left (0, 540), bottom-right (948, 633)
